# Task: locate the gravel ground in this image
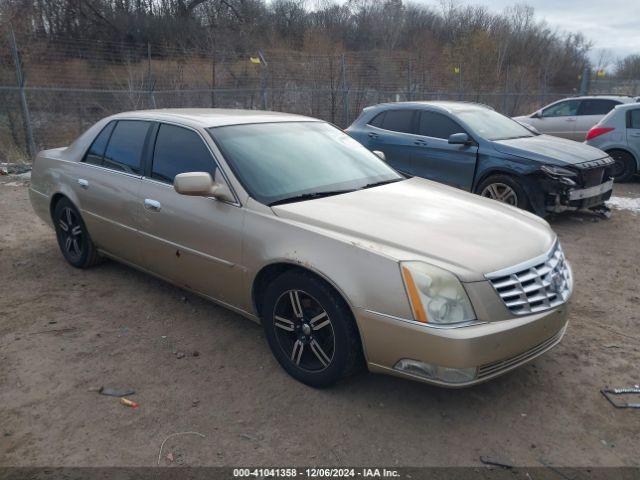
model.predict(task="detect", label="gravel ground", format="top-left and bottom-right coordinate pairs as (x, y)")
top-left (0, 177), bottom-right (639, 468)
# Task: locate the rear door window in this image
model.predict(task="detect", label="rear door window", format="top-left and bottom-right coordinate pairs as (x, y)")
top-left (578, 99), bottom-right (619, 116)
top-left (152, 124), bottom-right (216, 183)
top-left (542, 100), bottom-right (580, 117)
top-left (380, 110), bottom-right (415, 134)
top-left (627, 109), bottom-right (640, 129)
top-left (84, 121), bottom-right (115, 166)
top-left (368, 112), bottom-right (386, 128)
top-left (418, 111), bottom-right (465, 139)
top-left (102, 120), bottom-right (150, 174)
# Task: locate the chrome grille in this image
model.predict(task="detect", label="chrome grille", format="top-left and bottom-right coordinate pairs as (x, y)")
top-left (486, 242), bottom-right (572, 315)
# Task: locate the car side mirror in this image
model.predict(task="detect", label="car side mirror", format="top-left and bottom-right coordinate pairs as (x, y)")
top-left (531, 111), bottom-right (541, 119)
top-left (448, 133), bottom-right (472, 145)
top-left (372, 150), bottom-right (386, 162)
top-left (174, 171), bottom-right (235, 203)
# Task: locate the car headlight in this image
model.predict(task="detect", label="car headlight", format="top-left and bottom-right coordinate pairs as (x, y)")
top-left (400, 262), bottom-right (476, 325)
top-left (540, 165), bottom-right (577, 177)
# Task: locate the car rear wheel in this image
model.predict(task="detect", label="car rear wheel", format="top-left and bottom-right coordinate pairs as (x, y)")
top-left (477, 174), bottom-right (530, 210)
top-left (261, 270), bottom-right (363, 387)
top-left (53, 198), bottom-right (101, 268)
top-left (607, 150), bottom-right (636, 182)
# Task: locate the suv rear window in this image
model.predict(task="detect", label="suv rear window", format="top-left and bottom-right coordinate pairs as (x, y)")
top-left (102, 120), bottom-right (150, 174)
top-left (578, 99), bottom-right (619, 116)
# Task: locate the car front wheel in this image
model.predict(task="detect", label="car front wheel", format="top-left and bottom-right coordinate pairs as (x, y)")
top-left (261, 270), bottom-right (363, 387)
top-left (477, 174), bottom-right (530, 211)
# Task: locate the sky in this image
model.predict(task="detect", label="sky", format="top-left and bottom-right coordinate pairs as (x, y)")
top-left (323, 0), bottom-right (640, 66)
top-left (443, 0), bottom-right (640, 66)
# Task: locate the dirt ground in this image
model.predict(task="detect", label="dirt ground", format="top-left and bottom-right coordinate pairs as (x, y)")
top-left (1, 177), bottom-right (639, 468)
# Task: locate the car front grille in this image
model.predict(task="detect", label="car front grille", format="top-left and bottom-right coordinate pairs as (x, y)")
top-left (477, 327), bottom-right (565, 380)
top-left (486, 242), bottom-right (572, 315)
top-left (580, 167), bottom-right (605, 188)
top-left (575, 157), bottom-right (615, 188)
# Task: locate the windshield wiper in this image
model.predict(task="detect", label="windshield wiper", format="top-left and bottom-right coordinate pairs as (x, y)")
top-left (268, 189), bottom-right (355, 206)
top-left (359, 178), bottom-right (404, 190)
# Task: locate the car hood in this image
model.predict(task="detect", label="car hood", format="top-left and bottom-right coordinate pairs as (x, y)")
top-left (272, 178), bottom-right (556, 282)
top-left (492, 134), bottom-right (608, 165)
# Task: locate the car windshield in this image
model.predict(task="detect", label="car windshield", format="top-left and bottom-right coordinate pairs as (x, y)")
top-left (209, 121), bottom-right (403, 205)
top-left (457, 108), bottom-right (535, 141)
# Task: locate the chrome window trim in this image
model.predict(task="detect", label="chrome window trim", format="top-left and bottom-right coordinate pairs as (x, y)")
top-left (77, 160), bottom-right (143, 180)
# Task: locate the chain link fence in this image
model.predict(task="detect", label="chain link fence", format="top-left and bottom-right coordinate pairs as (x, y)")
top-left (3, 34), bottom-right (634, 162)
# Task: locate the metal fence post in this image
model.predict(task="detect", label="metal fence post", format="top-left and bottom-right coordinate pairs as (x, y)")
top-left (407, 59), bottom-right (412, 101)
top-left (211, 51), bottom-right (216, 108)
top-left (579, 64), bottom-right (591, 95)
top-left (259, 50), bottom-right (268, 110)
top-left (147, 43), bottom-right (156, 108)
top-left (9, 27), bottom-right (36, 159)
top-left (502, 64), bottom-right (509, 114)
top-left (341, 54), bottom-right (349, 127)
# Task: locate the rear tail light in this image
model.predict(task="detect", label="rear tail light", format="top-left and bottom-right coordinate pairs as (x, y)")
top-left (586, 127), bottom-right (614, 141)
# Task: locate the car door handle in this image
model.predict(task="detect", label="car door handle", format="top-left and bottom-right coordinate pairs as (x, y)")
top-left (630, 132), bottom-right (640, 137)
top-left (143, 199), bottom-right (162, 212)
top-left (414, 140), bottom-right (428, 146)
top-left (368, 132), bottom-right (378, 139)
top-left (565, 118), bottom-right (576, 122)
top-left (77, 178), bottom-right (88, 189)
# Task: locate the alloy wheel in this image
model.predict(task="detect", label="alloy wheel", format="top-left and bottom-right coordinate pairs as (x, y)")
top-left (57, 207), bottom-right (84, 261)
top-left (272, 289), bottom-right (335, 372)
top-left (610, 154), bottom-right (628, 179)
top-left (481, 183), bottom-right (518, 205)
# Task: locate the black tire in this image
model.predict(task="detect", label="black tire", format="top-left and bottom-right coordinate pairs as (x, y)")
top-left (52, 197), bottom-right (101, 268)
top-left (607, 150), bottom-right (636, 182)
top-left (476, 174), bottom-right (530, 211)
top-left (261, 270), bottom-right (363, 387)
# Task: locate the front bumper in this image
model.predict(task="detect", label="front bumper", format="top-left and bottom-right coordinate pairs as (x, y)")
top-left (544, 172), bottom-right (613, 213)
top-left (355, 303), bottom-right (568, 387)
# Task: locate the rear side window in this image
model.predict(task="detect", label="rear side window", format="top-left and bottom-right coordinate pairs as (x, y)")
top-left (380, 110), bottom-right (415, 133)
top-left (628, 109), bottom-right (640, 129)
top-left (418, 111), bottom-right (465, 139)
top-left (102, 120), bottom-right (150, 174)
top-left (368, 112), bottom-right (386, 128)
top-left (578, 99), bottom-right (619, 116)
top-left (152, 124), bottom-right (216, 183)
top-left (84, 122), bottom-right (115, 166)
top-left (542, 100), bottom-right (580, 117)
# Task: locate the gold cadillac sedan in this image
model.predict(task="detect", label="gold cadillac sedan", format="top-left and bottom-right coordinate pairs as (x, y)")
top-left (29, 109), bottom-right (572, 388)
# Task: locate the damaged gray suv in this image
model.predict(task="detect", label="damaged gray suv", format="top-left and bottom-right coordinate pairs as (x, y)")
top-left (346, 101), bottom-right (615, 216)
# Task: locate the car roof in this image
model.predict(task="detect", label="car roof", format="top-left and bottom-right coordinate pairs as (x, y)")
top-left (110, 108), bottom-right (318, 128)
top-left (368, 101), bottom-right (492, 114)
top-left (559, 95), bottom-right (636, 102)
top-left (611, 102), bottom-right (640, 111)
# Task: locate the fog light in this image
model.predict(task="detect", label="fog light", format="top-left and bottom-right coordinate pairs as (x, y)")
top-left (394, 359), bottom-right (477, 384)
